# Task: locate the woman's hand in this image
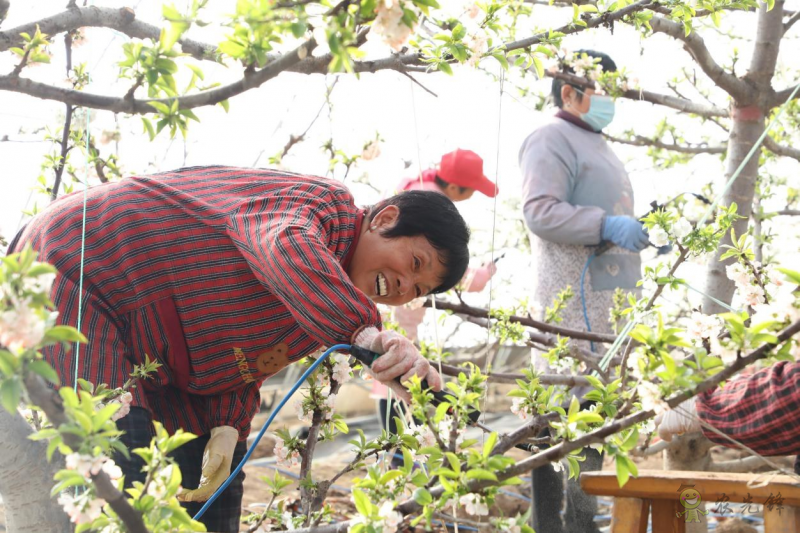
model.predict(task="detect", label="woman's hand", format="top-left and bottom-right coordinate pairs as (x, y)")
top-left (354, 327), bottom-right (442, 402)
top-left (602, 215), bottom-right (650, 252)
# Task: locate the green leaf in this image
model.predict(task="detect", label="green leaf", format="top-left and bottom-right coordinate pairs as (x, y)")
top-left (531, 55), bottom-right (544, 79)
top-left (765, 0), bottom-right (775, 11)
top-left (45, 326), bottom-right (87, 344)
top-left (0, 378), bottom-right (21, 413)
top-left (0, 350), bottom-right (19, 376)
top-left (218, 99), bottom-right (230, 113)
top-left (438, 61), bottom-right (453, 75)
top-left (148, 101), bottom-right (173, 115)
top-left (352, 488), bottom-right (373, 516)
top-left (483, 432), bottom-right (498, 458)
top-left (465, 468), bottom-right (498, 481)
top-left (28, 360), bottom-right (59, 385)
top-left (413, 487), bottom-right (433, 505)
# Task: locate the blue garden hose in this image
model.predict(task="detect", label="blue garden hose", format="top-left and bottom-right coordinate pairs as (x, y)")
top-left (580, 254), bottom-right (597, 353)
top-left (193, 343), bottom-right (350, 519)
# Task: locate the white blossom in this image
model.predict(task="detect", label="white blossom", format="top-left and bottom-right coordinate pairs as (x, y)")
top-left (648, 225), bottom-right (670, 247)
top-left (331, 353), bottom-right (352, 384)
top-left (23, 272), bottom-right (56, 295)
top-left (361, 140), bottom-right (381, 161)
top-left (510, 397), bottom-right (528, 420)
top-left (636, 381), bottom-right (668, 415)
top-left (551, 459), bottom-right (564, 472)
top-left (378, 501), bottom-right (403, 531)
top-left (58, 492), bottom-right (105, 524)
top-left (372, 0), bottom-right (415, 51)
top-left (274, 436), bottom-right (301, 468)
top-left (324, 393), bottom-right (336, 420)
top-left (465, 34), bottom-right (488, 67)
top-left (0, 300), bottom-right (47, 353)
top-left (686, 312), bottom-right (721, 342)
top-left (65, 453), bottom-right (107, 478)
top-left (741, 283), bottom-right (766, 307)
top-left (710, 336), bottom-right (737, 364)
top-left (726, 263), bottom-right (750, 286)
top-left (459, 493), bottom-right (489, 516)
top-left (672, 218), bottom-right (693, 240)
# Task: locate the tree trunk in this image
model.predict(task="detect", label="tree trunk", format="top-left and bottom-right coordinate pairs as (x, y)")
top-left (701, 110), bottom-right (764, 314)
top-left (664, 433), bottom-right (716, 533)
top-left (701, 0), bottom-right (784, 313)
top-left (0, 409), bottom-right (69, 533)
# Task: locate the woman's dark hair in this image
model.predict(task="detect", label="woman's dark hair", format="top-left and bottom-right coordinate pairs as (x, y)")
top-left (367, 190), bottom-right (470, 294)
top-left (434, 175), bottom-right (469, 194)
top-left (552, 49), bottom-right (618, 108)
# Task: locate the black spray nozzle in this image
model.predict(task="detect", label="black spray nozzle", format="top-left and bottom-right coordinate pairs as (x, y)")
top-left (349, 345), bottom-right (481, 424)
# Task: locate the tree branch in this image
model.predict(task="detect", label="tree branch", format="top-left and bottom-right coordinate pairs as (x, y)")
top-left (0, 6), bottom-right (216, 60)
top-left (0, 38), bottom-right (315, 113)
top-left (604, 133), bottom-right (726, 154)
top-left (785, 9), bottom-right (800, 34)
top-left (22, 372), bottom-right (148, 533)
top-left (439, 363), bottom-right (591, 387)
top-left (425, 298), bottom-right (616, 344)
top-left (52, 31), bottom-right (75, 202)
top-left (648, 15), bottom-right (752, 101)
top-left (763, 135), bottom-right (800, 161)
top-left (748, 0), bottom-right (785, 91)
top-left (503, 0), bottom-right (655, 52)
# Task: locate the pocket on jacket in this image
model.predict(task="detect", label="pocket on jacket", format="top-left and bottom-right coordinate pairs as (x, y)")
top-left (589, 254), bottom-right (641, 291)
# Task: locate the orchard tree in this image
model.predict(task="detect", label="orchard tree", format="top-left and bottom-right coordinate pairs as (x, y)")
top-left (1, 1), bottom-right (800, 532)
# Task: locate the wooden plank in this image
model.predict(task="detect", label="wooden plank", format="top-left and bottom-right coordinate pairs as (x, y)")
top-left (610, 497), bottom-right (649, 533)
top-left (651, 499), bottom-right (686, 533)
top-left (763, 504), bottom-right (800, 533)
top-left (581, 470), bottom-right (800, 507)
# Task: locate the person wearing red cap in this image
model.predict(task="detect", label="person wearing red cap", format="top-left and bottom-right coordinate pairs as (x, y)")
top-left (373, 149), bottom-right (499, 457)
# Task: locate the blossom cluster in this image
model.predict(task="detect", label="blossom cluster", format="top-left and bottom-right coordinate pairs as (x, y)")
top-left (58, 453), bottom-right (123, 524)
top-left (459, 493), bottom-right (489, 516)
top-left (647, 215), bottom-right (693, 248)
top-left (348, 500), bottom-right (403, 532)
top-left (274, 435), bottom-right (301, 468)
top-left (0, 270), bottom-right (56, 354)
top-left (371, 1), bottom-right (416, 51)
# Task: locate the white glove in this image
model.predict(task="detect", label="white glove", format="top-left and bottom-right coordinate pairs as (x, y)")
top-left (654, 399), bottom-right (701, 442)
top-left (354, 327), bottom-right (442, 402)
top-left (178, 425), bottom-right (238, 502)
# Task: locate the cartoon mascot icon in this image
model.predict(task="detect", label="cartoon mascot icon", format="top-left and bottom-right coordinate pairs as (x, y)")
top-left (676, 484), bottom-right (709, 523)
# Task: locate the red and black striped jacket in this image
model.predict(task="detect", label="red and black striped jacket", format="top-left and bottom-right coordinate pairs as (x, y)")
top-left (697, 360), bottom-right (800, 455)
top-left (18, 166), bottom-right (381, 439)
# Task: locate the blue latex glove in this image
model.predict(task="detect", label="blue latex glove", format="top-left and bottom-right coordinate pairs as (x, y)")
top-left (602, 216), bottom-right (649, 252)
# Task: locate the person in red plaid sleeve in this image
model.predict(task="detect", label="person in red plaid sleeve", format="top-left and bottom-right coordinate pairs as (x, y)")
top-left (11, 166), bottom-right (470, 532)
top-left (656, 360), bottom-right (800, 471)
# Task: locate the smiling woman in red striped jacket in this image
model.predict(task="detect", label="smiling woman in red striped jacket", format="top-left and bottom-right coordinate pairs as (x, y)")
top-left (11, 165), bottom-right (470, 532)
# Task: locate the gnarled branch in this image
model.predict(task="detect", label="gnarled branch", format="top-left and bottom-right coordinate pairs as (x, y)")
top-left (648, 15), bottom-right (752, 101)
top-left (0, 38), bottom-right (314, 113)
top-left (605, 133), bottom-right (726, 154)
top-left (763, 135), bottom-right (800, 161)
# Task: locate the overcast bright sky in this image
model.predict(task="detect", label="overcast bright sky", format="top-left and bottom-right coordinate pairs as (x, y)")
top-left (2, 0), bottom-right (799, 345)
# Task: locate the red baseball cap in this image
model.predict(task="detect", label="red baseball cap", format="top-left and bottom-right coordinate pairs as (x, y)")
top-left (438, 149), bottom-right (498, 198)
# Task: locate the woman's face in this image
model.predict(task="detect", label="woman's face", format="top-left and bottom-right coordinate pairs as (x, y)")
top-left (347, 205), bottom-right (447, 306)
top-left (562, 85), bottom-right (594, 116)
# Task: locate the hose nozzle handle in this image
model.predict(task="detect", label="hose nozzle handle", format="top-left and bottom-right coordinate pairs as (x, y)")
top-left (349, 345), bottom-right (481, 423)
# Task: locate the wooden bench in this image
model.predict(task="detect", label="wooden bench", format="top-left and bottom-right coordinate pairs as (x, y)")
top-left (580, 470), bottom-right (800, 532)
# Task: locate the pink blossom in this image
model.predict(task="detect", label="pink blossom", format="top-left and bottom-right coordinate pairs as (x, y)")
top-left (65, 452), bottom-right (107, 478)
top-left (274, 436), bottom-right (300, 468)
top-left (0, 301), bottom-right (46, 353)
top-left (361, 140), bottom-right (381, 161)
top-left (741, 284), bottom-right (765, 307)
top-left (510, 397), bottom-right (528, 420)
